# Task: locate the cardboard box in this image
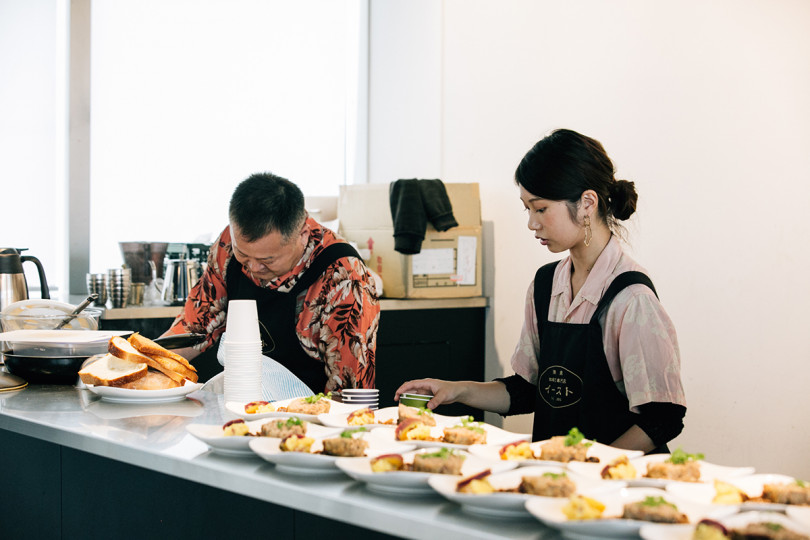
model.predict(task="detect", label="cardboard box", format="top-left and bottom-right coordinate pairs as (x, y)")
top-left (338, 183), bottom-right (482, 298)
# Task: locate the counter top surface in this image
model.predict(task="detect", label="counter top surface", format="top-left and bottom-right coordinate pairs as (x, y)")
top-left (0, 383), bottom-right (553, 539)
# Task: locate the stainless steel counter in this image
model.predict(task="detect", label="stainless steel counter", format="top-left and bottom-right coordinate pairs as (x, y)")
top-left (0, 384), bottom-right (552, 539)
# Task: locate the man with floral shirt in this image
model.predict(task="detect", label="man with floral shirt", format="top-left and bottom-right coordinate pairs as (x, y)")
top-left (163, 173), bottom-right (380, 392)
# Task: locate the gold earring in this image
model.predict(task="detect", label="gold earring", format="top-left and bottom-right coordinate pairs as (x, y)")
top-left (584, 215), bottom-right (592, 247)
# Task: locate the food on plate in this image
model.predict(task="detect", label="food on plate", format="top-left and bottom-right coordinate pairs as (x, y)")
top-left (539, 427), bottom-right (598, 463)
top-left (245, 401), bottom-right (275, 414)
top-left (397, 403), bottom-right (437, 426)
top-left (78, 333), bottom-right (197, 389)
top-left (562, 494), bottom-right (606, 520)
top-left (261, 417), bottom-right (307, 438)
top-left (279, 434), bottom-right (315, 453)
top-left (644, 448), bottom-right (703, 482)
top-left (693, 518), bottom-right (810, 540)
top-left (712, 479), bottom-right (747, 504)
top-left (692, 519), bottom-right (729, 540)
top-left (347, 408), bottom-right (375, 426)
top-left (412, 447), bottom-right (466, 475)
top-left (321, 428), bottom-right (369, 457)
top-left (442, 416), bottom-right (487, 445)
top-left (222, 419), bottom-right (250, 437)
top-left (286, 393), bottom-right (332, 415)
top-left (519, 472), bottom-right (576, 497)
top-left (394, 418), bottom-right (433, 441)
top-left (457, 469), bottom-right (495, 494)
top-left (370, 454), bottom-right (405, 472)
top-left (761, 480), bottom-right (810, 506)
top-left (499, 440), bottom-right (536, 461)
top-left (621, 495), bottom-right (688, 524)
top-left (601, 455), bottom-right (638, 480)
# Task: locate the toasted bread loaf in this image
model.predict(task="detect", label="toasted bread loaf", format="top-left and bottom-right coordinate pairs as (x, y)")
top-left (127, 333), bottom-right (196, 372)
top-left (78, 353), bottom-right (147, 387)
top-left (118, 370), bottom-right (182, 390)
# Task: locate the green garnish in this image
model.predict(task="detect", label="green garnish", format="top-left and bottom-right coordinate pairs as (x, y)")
top-left (542, 472), bottom-right (567, 479)
top-left (285, 417), bottom-right (303, 427)
top-left (420, 447), bottom-right (459, 459)
top-left (340, 427), bottom-right (367, 438)
top-left (796, 479), bottom-right (808, 488)
top-left (667, 447), bottom-right (704, 465)
top-left (416, 407), bottom-right (434, 416)
top-left (451, 415), bottom-right (485, 434)
top-left (304, 392), bottom-right (332, 404)
top-left (564, 427), bottom-right (593, 447)
top-left (764, 523), bottom-right (784, 532)
top-left (640, 496), bottom-right (677, 509)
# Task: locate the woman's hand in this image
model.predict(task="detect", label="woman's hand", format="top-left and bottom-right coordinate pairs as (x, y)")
top-left (394, 378), bottom-right (465, 410)
top-left (394, 379), bottom-right (512, 414)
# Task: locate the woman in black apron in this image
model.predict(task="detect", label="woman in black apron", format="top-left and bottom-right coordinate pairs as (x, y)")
top-left (395, 129), bottom-right (686, 453)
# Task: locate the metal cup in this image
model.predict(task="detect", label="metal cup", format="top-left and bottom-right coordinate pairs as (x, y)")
top-left (86, 273), bottom-right (108, 306)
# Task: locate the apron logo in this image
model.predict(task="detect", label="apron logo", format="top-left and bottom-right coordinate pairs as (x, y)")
top-left (538, 365), bottom-right (582, 408)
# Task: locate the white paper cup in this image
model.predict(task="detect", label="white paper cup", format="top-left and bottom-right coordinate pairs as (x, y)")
top-left (226, 299), bottom-right (260, 342)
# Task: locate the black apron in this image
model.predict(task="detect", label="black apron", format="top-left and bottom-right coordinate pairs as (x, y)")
top-left (226, 242), bottom-right (361, 393)
top-left (531, 261), bottom-right (658, 446)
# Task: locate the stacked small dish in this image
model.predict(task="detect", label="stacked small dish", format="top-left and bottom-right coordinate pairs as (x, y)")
top-left (341, 388), bottom-right (379, 410)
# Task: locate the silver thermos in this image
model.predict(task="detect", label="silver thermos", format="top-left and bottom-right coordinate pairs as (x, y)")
top-left (0, 248), bottom-right (50, 312)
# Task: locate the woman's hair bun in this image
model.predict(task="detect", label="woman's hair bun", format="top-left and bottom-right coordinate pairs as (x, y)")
top-left (609, 179), bottom-right (638, 221)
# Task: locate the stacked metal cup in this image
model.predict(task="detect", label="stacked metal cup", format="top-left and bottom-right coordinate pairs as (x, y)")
top-left (107, 267), bottom-right (131, 308)
top-left (86, 272), bottom-right (108, 306)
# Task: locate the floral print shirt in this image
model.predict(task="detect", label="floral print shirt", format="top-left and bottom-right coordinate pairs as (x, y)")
top-left (167, 218), bottom-right (380, 391)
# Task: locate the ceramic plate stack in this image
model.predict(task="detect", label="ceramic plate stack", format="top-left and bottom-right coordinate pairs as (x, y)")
top-left (341, 388), bottom-right (379, 410)
top-left (223, 300), bottom-right (262, 403)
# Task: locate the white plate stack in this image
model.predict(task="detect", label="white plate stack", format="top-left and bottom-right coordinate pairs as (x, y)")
top-left (223, 300), bottom-right (262, 403)
top-left (341, 388), bottom-right (379, 410)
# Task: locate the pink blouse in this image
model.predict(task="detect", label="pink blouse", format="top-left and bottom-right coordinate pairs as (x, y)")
top-left (510, 236), bottom-right (686, 413)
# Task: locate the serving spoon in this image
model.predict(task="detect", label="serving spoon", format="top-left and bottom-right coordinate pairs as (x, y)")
top-left (53, 293), bottom-right (99, 330)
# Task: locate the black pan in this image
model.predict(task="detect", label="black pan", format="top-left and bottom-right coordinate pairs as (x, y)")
top-left (0, 333), bottom-right (206, 385)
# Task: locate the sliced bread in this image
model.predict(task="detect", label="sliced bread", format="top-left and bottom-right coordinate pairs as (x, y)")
top-left (118, 370), bottom-right (181, 390)
top-left (109, 335), bottom-right (154, 365)
top-left (128, 333), bottom-right (197, 372)
top-left (78, 353), bottom-right (148, 387)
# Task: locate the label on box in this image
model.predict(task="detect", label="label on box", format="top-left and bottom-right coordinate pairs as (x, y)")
top-left (456, 236), bottom-right (477, 285)
top-left (412, 248), bottom-right (455, 275)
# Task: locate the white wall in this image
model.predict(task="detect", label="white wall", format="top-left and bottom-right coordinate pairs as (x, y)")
top-left (370, 0), bottom-right (810, 479)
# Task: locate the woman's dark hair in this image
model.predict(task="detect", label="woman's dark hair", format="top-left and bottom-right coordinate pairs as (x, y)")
top-left (228, 172), bottom-right (306, 242)
top-left (514, 129), bottom-right (638, 232)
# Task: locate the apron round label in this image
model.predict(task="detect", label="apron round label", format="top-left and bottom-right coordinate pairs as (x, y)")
top-left (538, 365), bottom-right (582, 408)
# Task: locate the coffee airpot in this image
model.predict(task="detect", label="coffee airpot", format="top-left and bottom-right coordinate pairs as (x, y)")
top-left (0, 248), bottom-right (50, 312)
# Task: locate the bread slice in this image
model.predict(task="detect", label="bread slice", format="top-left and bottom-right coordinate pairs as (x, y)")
top-left (78, 353), bottom-right (148, 387)
top-left (141, 354), bottom-right (199, 383)
top-left (127, 333), bottom-right (197, 373)
top-left (118, 370), bottom-right (181, 390)
top-left (109, 335), bottom-right (154, 365)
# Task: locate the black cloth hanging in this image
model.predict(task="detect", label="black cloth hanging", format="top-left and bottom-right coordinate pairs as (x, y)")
top-left (389, 179), bottom-right (458, 254)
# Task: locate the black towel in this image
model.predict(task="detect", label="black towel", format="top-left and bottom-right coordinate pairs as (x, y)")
top-left (389, 179), bottom-right (458, 254)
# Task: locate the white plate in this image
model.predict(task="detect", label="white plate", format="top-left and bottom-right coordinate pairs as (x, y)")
top-left (186, 420), bottom-right (341, 457)
top-left (640, 510), bottom-right (810, 540)
top-left (249, 431), bottom-right (415, 475)
top-left (84, 380), bottom-right (203, 403)
top-left (377, 419), bottom-right (529, 450)
top-left (317, 406), bottom-right (463, 430)
top-left (335, 448), bottom-right (517, 496)
top-left (0, 329), bottom-right (130, 343)
top-left (225, 397), bottom-right (362, 423)
top-left (665, 473), bottom-right (798, 511)
top-left (525, 486), bottom-right (736, 539)
top-left (600, 454), bottom-right (755, 488)
top-left (428, 465), bottom-right (625, 518)
top-left (470, 439), bottom-right (642, 468)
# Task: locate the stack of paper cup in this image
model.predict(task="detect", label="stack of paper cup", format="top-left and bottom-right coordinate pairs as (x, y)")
top-left (223, 299), bottom-right (262, 403)
top-left (341, 388), bottom-right (380, 410)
